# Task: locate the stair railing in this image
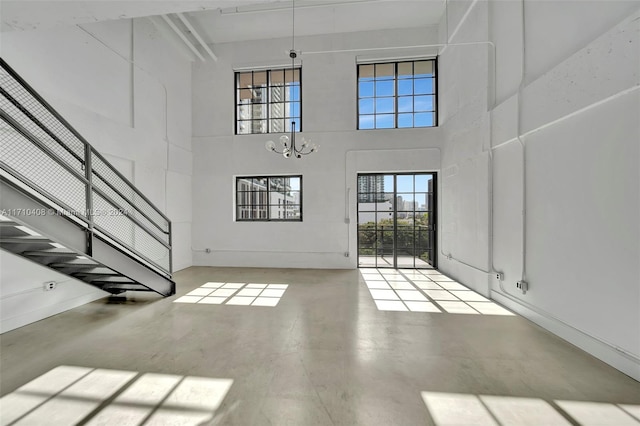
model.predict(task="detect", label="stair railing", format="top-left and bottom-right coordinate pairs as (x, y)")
top-left (0, 59), bottom-right (172, 277)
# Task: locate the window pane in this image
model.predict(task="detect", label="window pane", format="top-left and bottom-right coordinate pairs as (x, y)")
top-left (270, 103), bottom-right (285, 118)
top-left (287, 85), bottom-right (300, 102)
top-left (286, 205), bottom-right (301, 219)
top-left (375, 114), bottom-right (394, 128)
top-left (415, 78), bottom-right (434, 95)
top-left (270, 86), bottom-right (285, 102)
top-left (376, 98), bottom-right (394, 114)
top-left (398, 62), bottom-right (413, 78)
top-left (414, 61), bottom-right (433, 77)
top-left (414, 193), bottom-right (428, 210)
top-left (375, 63), bottom-right (394, 79)
top-left (253, 177), bottom-right (267, 188)
top-left (289, 177), bottom-right (301, 191)
top-left (398, 97), bottom-right (413, 113)
top-left (288, 102), bottom-right (301, 120)
top-left (253, 71), bottom-right (267, 86)
top-left (285, 118), bottom-right (300, 132)
top-left (251, 87), bottom-right (266, 102)
top-left (415, 174), bottom-right (433, 192)
top-left (359, 81), bottom-right (374, 97)
top-left (285, 68), bottom-right (300, 83)
top-left (376, 80), bottom-right (394, 96)
top-left (237, 120), bottom-right (251, 134)
top-left (270, 205), bottom-right (285, 219)
top-left (251, 120), bottom-right (267, 133)
top-left (237, 104), bottom-right (251, 120)
top-left (359, 115), bottom-right (375, 129)
top-left (359, 99), bottom-right (374, 114)
top-left (414, 95), bottom-right (434, 112)
top-left (398, 113), bottom-right (413, 128)
top-left (359, 64), bottom-right (374, 79)
top-left (238, 72), bottom-right (252, 88)
top-left (397, 175), bottom-right (413, 193)
top-left (271, 69), bottom-right (284, 84)
top-left (415, 112), bottom-right (434, 127)
top-left (238, 88), bottom-right (252, 101)
top-left (398, 79), bottom-right (413, 96)
top-left (270, 118), bottom-right (285, 133)
top-left (251, 102), bottom-right (267, 119)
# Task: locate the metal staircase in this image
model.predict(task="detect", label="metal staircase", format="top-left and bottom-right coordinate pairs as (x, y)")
top-left (0, 59), bottom-right (175, 296)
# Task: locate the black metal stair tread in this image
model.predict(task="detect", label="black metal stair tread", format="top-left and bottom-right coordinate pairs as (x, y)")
top-left (49, 259), bottom-right (100, 268)
top-left (101, 284), bottom-right (153, 292)
top-left (72, 268), bottom-right (121, 276)
top-left (0, 236), bottom-right (53, 243)
top-left (22, 248), bottom-right (79, 257)
top-left (0, 221), bottom-right (20, 227)
top-left (88, 276), bottom-right (135, 283)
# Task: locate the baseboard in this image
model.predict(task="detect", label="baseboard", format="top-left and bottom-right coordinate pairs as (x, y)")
top-left (491, 290), bottom-right (640, 382)
top-left (0, 290), bottom-right (106, 334)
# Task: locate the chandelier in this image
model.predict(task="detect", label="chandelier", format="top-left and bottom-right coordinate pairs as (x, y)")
top-left (265, 1), bottom-right (318, 158)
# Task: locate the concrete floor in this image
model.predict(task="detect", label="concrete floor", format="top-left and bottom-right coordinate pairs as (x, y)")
top-left (1, 266), bottom-right (639, 425)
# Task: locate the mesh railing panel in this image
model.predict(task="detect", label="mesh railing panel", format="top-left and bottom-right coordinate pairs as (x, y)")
top-left (92, 173), bottom-right (169, 244)
top-left (0, 120), bottom-right (87, 215)
top-left (0, 67), bottom-right (86, 163)
top-left (91, 152), bottom-right (169, 233)
top-left (93, 193), bottom-right (170, 271)
top-left (0, 94), bottom-right (84, 173)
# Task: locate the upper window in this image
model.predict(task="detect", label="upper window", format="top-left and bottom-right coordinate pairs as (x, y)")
top-left (358, 60), bottom-right (437, 129)
top-left (235, 69), bottom-right (301, 135)
top-left (236, 176), bottom-right (302, 221)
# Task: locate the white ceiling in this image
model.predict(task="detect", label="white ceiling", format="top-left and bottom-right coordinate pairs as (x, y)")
top-left (1, 0), bottom-right (446, 44)
top-left (190, 0), bottom-right (446, 44)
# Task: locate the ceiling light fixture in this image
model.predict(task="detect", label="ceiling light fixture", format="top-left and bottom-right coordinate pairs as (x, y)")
top-left (265, 0), bottom-right (318, 158)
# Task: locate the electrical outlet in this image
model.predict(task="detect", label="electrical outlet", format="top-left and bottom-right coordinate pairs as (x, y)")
top-left (496, 272), bottom-right (504, 281)
top-left (344, 252), bottom-right (350, 257)
top-left (205, 248), bottom-right (211, 253)
top-left (43, 281), bottom-right (56, 291)
top-left (516, 280), bottom-right (528, 294)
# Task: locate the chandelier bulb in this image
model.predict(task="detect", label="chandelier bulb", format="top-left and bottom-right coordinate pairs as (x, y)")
top-left (265, 140), bottom-right (276, 152)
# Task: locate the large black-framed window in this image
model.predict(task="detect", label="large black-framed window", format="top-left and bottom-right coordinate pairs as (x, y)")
top-left (235, 69), bottom-right (301, 135)
top-left (236, 176), bottom-right (302, 221)
top-left (357, 59), bottom-right (437, 129)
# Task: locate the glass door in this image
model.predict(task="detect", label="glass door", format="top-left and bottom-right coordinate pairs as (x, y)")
top-left (357, 173), bottom-right (436, 269)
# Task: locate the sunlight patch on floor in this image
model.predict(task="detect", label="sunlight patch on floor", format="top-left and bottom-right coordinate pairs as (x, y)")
top-left (361, 269), bottom-right (514, 315)
top-left (421, 391), bottom-right (640, 426)
top-left (0, 366), bottom-right (233, 426)
top-left (174, 283), bottom-right (288, 307)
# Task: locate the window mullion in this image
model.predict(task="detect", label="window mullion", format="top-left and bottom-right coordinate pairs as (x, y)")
top-left (266, 70), bottom-right (270, 134)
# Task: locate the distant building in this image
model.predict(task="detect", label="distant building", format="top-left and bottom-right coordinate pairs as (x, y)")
top-left (358, 175), bottom-right (386, 202)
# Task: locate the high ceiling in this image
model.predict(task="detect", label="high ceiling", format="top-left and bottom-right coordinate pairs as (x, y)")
top-left (1, 0), bottom-right (446, 44)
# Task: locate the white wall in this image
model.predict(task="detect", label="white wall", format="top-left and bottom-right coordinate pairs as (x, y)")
top-left (0, 251), bottom-right (107, 333)
top-left (0, 18), bottom-right (193, 332)
top-left (438, 0), bottom-right (640, 380)
top-left (192, 27), bottom-right (443, 269)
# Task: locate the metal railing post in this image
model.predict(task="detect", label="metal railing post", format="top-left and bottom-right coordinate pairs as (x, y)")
top-left (84, 146), bottom-right (94, 256)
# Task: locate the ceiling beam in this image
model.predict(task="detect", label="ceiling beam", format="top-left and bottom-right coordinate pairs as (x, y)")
top-left (147, 16), bottom-right (197, 62)
top-left (176, 13), bottom-right (217, 62)
top-left (160, 14), bottom-right (206, 62)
